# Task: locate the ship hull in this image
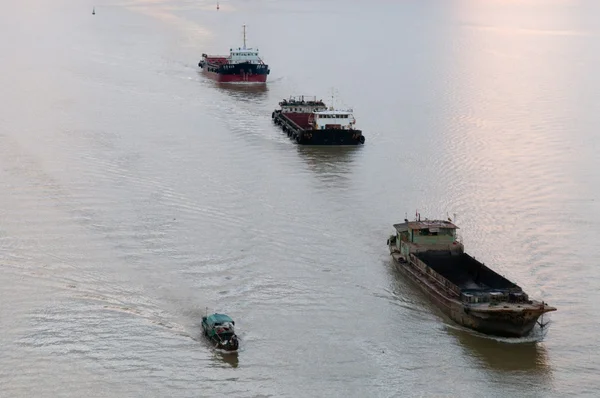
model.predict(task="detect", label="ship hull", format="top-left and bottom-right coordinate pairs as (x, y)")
top-left (199, 61), bottom-right (269, 83)
top-left (293, 129), bottom-right (364, 145)
top-left (390, 252), bottom-right (545, 337)
top-left (202, 70), bottom-right (268, 83)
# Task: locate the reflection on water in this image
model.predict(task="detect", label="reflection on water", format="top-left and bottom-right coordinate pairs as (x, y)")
top-left (448, 326), bottom-right (552, 375)
top-left (296, 146), bottom-right (359, 174)
top-left (215, 81), bottom-right (268, 101)
top-left (295, 145), bottom-right (361, 188)
top-left (214, 350), bottom-right (239, 368)
top-left (194, 71), bottom-right (269, 102)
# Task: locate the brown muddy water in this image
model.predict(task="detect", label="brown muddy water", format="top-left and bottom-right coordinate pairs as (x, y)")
top-left (1, 0), bottom-right (599, 397)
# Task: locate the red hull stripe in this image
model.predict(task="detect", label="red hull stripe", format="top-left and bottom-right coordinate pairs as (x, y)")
top-left (203, 70), bottom-right (267, 83)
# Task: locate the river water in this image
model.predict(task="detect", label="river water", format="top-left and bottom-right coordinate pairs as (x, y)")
top-left (1, 0), bottom-right (599, 397)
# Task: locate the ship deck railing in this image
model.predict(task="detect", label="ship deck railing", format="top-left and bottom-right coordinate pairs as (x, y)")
top-left (409, 254), bottom-right (462, 298)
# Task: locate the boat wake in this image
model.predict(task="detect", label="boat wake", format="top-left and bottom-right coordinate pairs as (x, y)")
top-left (214, 346), bottom-right (240, 355)
top-left (444, 321), bottom-right (550, 343)
top-left (214, 81), bottom-right (267, 86)
top-left (266, 76), bottom-right (285, 83)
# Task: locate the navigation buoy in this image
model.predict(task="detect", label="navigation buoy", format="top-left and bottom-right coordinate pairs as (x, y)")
top-left (92, 7), bottom-right (95, 15)
top-left (216, 1), bottom-right (219, 10)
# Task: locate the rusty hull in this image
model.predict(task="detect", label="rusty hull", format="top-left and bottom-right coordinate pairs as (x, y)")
top-left (390, 251), bottom-right (556, 337)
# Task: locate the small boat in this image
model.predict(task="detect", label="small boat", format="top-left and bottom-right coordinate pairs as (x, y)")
top-left (201, 313), bottom-right (239, 351)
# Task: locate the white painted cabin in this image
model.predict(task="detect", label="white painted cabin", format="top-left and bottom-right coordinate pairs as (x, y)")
top-left (228, 47), bottom-right (265, 65)
top-left (311, 110), bottom-right (356, 130)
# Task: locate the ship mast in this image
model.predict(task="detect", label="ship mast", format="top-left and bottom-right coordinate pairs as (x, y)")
top-left (243, 24), bottom-right (247, 49)
top-left (330, 88), bottom-right (335, 110)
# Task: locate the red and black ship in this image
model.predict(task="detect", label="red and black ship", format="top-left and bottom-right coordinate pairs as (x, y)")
top-left (272, 96), bottom-right (365, 145)
top-left (198, 25), bottom-right (270, 83)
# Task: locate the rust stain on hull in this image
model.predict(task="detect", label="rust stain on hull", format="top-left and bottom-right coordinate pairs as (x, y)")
top-left (390, 252), bottom-right (556, 338)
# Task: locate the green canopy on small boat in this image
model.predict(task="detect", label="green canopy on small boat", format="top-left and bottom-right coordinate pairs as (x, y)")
top-left (205, 313), bottom-right (234, 326)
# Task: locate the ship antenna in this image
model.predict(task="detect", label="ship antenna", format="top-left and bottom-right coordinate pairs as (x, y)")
top-left (328, 88), bottom-right (336, 111)
top-left (243, 24), bottom-right (247, 49)
top-left (332, 88), bottom-right (335, 109)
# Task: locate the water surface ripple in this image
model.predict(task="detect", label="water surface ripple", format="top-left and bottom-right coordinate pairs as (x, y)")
top-left (1, 0), bottom-right (599, 397)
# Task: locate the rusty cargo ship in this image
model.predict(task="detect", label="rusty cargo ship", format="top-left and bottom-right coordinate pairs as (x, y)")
top-left (387, 217), bottom-right (556, 337)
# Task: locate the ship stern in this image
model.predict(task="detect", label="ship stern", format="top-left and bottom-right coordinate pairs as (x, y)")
top-left (297, 129), bottom-right (365, 145)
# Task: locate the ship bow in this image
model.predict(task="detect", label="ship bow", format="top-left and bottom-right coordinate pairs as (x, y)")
top-left (467, 304), bottom-right (555, 337)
